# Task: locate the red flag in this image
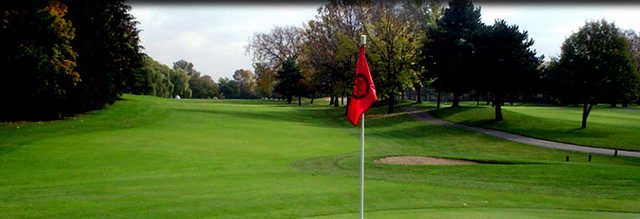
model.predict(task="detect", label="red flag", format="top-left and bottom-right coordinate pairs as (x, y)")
top-left (346, 45), bottom-right (377, 126)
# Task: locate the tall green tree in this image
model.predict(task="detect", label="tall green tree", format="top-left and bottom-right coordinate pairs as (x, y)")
top-left (401, 0), bottom-right (443, 104)
top-left (218, 77), bottom-right (240, 99)
top-left (65, 0), bottom-right (144, 111)
top-left (189, 73), bottom-right (218, 99)
top-left (275, 59), bottom-right (304, 104)
top-left (138, 55), bottom-right (174, 98)
top-left (420, 0), bottom-right (483, 107)
top-left (1, 0), bottom-right (79, 120)
top-left (475, 20), bottom-right (542, 121)
top-left (623, 29), bottom-right (640, 106)
top-left (555, 19), bottom-right (639, 128)
top-left (170, 68), bottom-right (191, 98)
top-left (364, 1), bottom-right (421, 113)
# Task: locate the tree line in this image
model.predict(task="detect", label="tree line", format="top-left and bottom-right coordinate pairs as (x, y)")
top-left (245, 0), bottom-right (640, 128)
top-left (1, 0), bottom-right (247, 120)
top-left (2, 0), bottom-right (142, 120)
top-left (131, 55), bottom-right (264, 100)
top-left (3, 0), bottom-right (639, 129)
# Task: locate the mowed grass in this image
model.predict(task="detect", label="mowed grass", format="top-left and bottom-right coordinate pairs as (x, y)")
top-left (1, 95), bottom-right (639, 218)
top-left (425, 104), bottom-right (640, 151)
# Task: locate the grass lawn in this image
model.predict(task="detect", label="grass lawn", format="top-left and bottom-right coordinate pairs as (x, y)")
top-left (423, 103), bottom-right (640, 151)
top-left (1, 95), bottom-right (639, 218)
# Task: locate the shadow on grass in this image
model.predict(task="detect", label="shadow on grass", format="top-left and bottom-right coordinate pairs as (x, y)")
top-left (431, 106), bottom-right (615, 140)
top-left (174, 102), bottom-right (417, 130)
top-left (173, 106), bottom-right (350, 129)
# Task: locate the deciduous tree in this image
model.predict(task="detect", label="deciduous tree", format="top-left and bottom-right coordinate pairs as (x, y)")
top-left (555, 19), bottom-right (639, 128)
top-left (275, 59), bottom-right (304, 104)
top-left (1, 0), bottom-right (79, 120)
top-left (420, 0), bottom-right (483, 107)
top-left (254, 63), bottom-right (276, 98)
top-left (364, 1), bottom-right (420, 113)
top-left (475, 20), bottom-right (542, 121)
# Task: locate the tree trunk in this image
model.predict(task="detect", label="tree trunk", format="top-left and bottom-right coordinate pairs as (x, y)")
top-left (298, 96), bottom-right (301, 106)
top-left (388, 94), bottom-right (395, 113)
top-left (581, 100), bottom-right (595, 129)
top-left (345, 96), bottom-right (351, 116)
top-left (416, 84), bottom-right (422, 104)
top-left (287, 95), bottom-right (292, 104)
top-left (436, 91), bottom-right (441, 109)
top-left (494, 92), bottom-right (503, 121)
top-left (334, 95), bottom-right (339, 107)
top-left (452, 92), bottom-right (460, 107)
top-left (329, 95), bottom-right (334, 105)
top-left (310, 95), bottom-right (314, 104)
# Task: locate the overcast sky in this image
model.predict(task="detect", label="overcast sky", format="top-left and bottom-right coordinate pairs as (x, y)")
top-left (130, 2), bottom-right (640, 80)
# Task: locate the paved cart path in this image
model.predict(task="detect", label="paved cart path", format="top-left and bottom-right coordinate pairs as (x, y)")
top-left (401, 107), bottom-right (640, 158)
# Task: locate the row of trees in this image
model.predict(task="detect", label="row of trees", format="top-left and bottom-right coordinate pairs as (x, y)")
top-left (246, 0), bottom-right (640, 128)
top-left (132, 56), bottom-right (266, 100)
top-left (130, 57), bottom-right (220, 99)
top-left (2, 0), bottom-right (143, 120)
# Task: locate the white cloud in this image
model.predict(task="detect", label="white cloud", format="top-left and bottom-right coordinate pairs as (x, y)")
top-left (130, 4), bottom-right (320, 80)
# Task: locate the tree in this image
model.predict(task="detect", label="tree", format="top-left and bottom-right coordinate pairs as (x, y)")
top-left (138, 55), bottom-right (174, 98)
top-left (364, 1), bottom-right (420, 113)
top-left (254, 63), bottom-right (276, 98)
top-left (401, 0), bottom-right (443, 104)
top-left (170, 68), bottom-right (191, 98)
top-left (233, 69), bottom-right (256, 98)
top-left (555, 19), bottom-right (639, 128)
top-left (420, 0), bottom-right (483, 107)
top-left (218, 77), bottom-right (240, 99)
top-left (1, 0), bottom-right (79, 120)
top-left (64, 0), bottom-right (144, 111)
top-left (173, 59), bottom-right (199, 76)
top-left (189, 73), bottom-right (218, 99)
top-left (275, 59), bottom-right (304, 104)
top-left (300, 1), bottom-right (369, 107)
top-left (623, 29), bottom-right (640, 106)
top-left (247, 26), bottom-right (304, 70)
top-left (475, 20), bottom-right (542, 121)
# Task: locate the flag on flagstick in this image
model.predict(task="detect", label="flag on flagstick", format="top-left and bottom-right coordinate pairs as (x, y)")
top-left (346, 40), bottom-right (377, 126)
top-left (346, 35), bottom-right (376, 219)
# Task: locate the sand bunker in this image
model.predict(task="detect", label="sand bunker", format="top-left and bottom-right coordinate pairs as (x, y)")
top-left (374, 156), bottom-right (478, 165)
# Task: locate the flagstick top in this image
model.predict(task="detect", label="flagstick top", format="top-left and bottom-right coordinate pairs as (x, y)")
top-left (360, 35), bottom-right (366, 46)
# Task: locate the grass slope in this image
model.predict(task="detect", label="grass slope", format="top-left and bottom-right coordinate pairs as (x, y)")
top-left (1, 95), bottom-right (639, 218)
top-left (427, 104), bottom-right (640, 151)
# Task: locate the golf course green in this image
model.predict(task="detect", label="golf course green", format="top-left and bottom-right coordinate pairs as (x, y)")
top-left (1, 95), bottom-right (639, 218)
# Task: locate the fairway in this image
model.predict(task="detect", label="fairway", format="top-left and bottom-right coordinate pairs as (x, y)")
top-left (429, 105), bottom-right (640, 151)
top-left (2, 95), bottom-right (640, 218)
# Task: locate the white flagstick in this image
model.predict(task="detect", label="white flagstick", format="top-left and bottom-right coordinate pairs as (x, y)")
top-left (359, 34), bottom-right (366, 219)
top-left (360, 113), bottom-right (365, 219)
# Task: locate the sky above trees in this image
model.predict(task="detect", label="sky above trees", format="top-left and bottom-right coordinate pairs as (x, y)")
top-left (130, 3), bottom-right (640, 80)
